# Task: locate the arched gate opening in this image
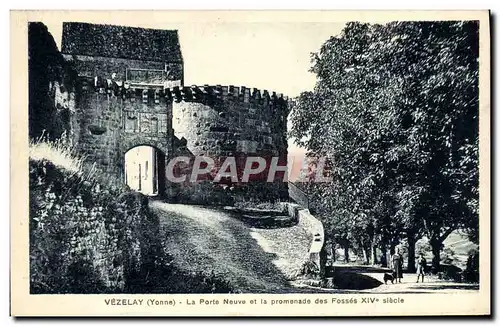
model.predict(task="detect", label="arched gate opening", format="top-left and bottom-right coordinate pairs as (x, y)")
top-left (124, 145), bottom-right (166, 196)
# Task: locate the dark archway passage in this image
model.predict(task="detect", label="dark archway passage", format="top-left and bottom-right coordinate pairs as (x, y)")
top-left (124, 145), bottom-right (166, 196)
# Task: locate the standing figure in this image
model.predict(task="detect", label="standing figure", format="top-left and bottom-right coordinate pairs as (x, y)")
top-left (391, 248), bottom-right (404, 283)
top-left (416, 253), bottom-right (427, 283)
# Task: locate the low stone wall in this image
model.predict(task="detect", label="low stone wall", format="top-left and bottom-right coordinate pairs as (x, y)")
top-left (282, 202), bottom-right (326, 274)
top-left (299, 209), bottom-right (325, 270)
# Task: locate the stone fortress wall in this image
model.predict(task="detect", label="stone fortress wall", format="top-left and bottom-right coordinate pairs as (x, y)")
top-left (67, 77), bottom-right (173, 182)
top-left (67, 79), bottom-right (290, 202)
top-left (172, 85), bottom-right (288, 159)
top-left (169, 85), bottom-right (290, 202)
top-left (33, 21), bottom-right (290, 202)
top-left (60, 22), bottom-right (181, 183)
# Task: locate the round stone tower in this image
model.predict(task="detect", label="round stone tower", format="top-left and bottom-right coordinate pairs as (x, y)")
top-left (168, 85), bottom-right (289, 203)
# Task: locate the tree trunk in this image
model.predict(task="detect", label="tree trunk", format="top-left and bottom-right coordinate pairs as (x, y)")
top-left (359, 239), bottom-right (368, 265)
top-left (329, 242), bottom-right (336, 264)
top-left (344, 246), bottom-right (349, 263)
top-left (407, 233), bottom-right (417, 273)
top-left (370, 234), bottom-right (378, 265)
top-left (379, 245), bottom-right (387, 267)
top-left (363, 246), bottom-right (370, 265)
top-left (389, 243), bottom-right (396, 256)
top-left (319, 245), bottom-right (327, 279)
top-left (371, 246), bottom-right (378, 265)
top-left (430, 238), bottom-right (442, 274)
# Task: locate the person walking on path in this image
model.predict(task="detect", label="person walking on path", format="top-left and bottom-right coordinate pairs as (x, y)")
top-left (416, 253), bottom-right (427, 283)
top-left (391, 248), bottom-right (404, 283)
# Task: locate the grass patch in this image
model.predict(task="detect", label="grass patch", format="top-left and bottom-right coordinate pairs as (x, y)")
top-left (29, 133), bottom-right (85, 175)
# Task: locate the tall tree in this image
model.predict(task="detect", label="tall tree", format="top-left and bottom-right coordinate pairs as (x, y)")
top-left (291, 21), bottom-right (479, 272)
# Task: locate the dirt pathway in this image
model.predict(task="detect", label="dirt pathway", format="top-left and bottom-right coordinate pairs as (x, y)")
top-left (150, 201), bottom-right (478, 295)
top-left (149, 201), bottom-right (310, 293)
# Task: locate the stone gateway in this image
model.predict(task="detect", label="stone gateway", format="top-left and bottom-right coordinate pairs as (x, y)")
top-left (31, 22), bottom-right (289, 203)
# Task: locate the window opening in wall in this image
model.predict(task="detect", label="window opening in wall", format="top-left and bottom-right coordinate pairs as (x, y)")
top-left (125, 115), bottom-right (138, 132)
top-left (152, 117), bottom-right (159, 133)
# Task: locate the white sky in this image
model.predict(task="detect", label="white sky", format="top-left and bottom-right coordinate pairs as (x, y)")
top-left (45, 20), bottom-right (345, 154)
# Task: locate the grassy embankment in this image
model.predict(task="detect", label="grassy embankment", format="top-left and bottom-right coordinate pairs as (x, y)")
top-left (29, 137), bottom-right (234, 294)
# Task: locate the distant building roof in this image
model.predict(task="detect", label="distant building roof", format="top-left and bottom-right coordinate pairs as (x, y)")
top-left (61, 22), bottom-right (183, 63)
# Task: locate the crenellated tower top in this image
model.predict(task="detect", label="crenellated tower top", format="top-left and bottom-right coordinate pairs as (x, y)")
top-left (81, 76), bottom-right (289, 114)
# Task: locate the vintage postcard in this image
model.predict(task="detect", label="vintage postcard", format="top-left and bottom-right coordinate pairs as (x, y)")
top-left (10, 10), bottom-right (490, 316)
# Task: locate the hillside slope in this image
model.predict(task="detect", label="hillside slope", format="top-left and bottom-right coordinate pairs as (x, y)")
top-left (150, 201), bottom-right (312, 293)
top-left (29, 140), bottom-right (233, 294)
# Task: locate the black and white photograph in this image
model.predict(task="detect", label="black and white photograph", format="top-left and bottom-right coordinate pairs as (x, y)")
top-left (11, 10), bottom-right (490, 316)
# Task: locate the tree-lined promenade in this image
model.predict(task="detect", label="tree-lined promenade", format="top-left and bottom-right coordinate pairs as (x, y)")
top-left (290, 21), bottom-right (479, 274)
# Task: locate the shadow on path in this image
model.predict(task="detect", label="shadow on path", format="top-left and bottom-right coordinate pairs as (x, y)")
top-left (222, 206), bottom-right (297, 229)
top-left (327, 265), bottom-right (393, 274)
